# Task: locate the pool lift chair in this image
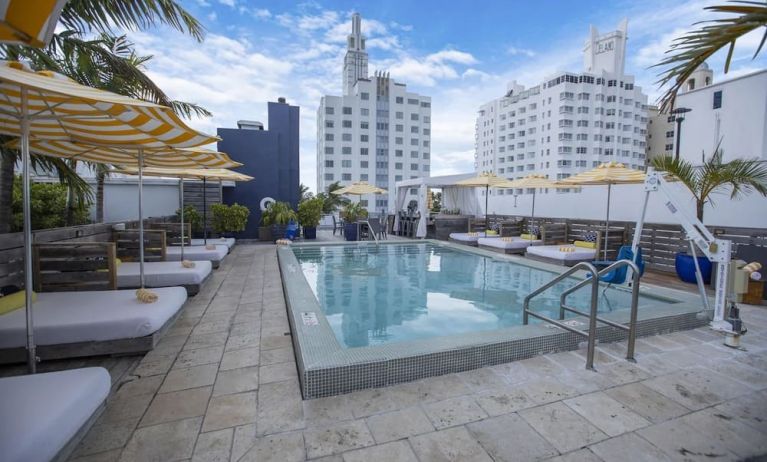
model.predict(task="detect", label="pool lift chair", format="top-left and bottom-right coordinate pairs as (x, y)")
top-left (591, 245), bottom-right (646, 294)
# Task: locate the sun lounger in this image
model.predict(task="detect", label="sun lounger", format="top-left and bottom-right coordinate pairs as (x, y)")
top-left (189, 237), bottom-right (235, 250)
top-left (117, 261), bottom-right (212, 295)
top-left (165, 244), bottom-right (227, 268)
top-left (478, 236), bottom-right (542, 254)
top-left (0, 287), bottom-right (187, 363)
top-left (526, 244), bottom-right (598, 266)
top-left (0, 367), bottom-right (111, 462)
top-left (448, 232), bottom-right (500, 246)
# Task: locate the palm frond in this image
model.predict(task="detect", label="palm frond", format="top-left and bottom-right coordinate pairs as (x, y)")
top-left (650, 155), bottom-right (701, 199)
top-left (654, 1), bottom-right (767, 111)
top-left (59, 0), bottom-right (204, 41)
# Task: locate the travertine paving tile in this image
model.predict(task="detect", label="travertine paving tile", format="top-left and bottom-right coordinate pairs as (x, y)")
top-left (119, 417), bottom-right (202, 462)
top-left (589, 432), bottom-right (671, 461)
top-left (140, 386), bottom-right (212, 427)
top-left (202, 391), bottom-right (258, 432)
top-left (636, 418), bottom-right (739, 461)
top-left (681, 409), bottom-right (767, 459)
top-left (159, 363), bottom-right (219, 394)
top-left (564, 392), bottom-right (650, 436)
top-left (191, 428), bottom-right (232, 462)
top-left (212, 366), bottom-right (259, 396)
top-left (257, 380), bottom-right (305, 435)
top-left (174, 345), bottom-right (225, 370)
top-left (345, 387), bottom-right (398, 418)
top-left (605, 382), bottom-right (689, 423)
top-left (258, 361), bottom-right (297, 384)
top-left (409, 426), bottom-right (493, 462)
top-left (303, 394), bottom-right (355, 427)
top-left (423, 395), bottom-right (488, 429)
top-left (474, 386), bottom-right (535, 416)
top-left (303, 420), bottom-right (375, 459)
top-left (219, 346), bottom-right (259, 371)
top-left (467, 413), bottom-right (558, 462)
top-left (366, 406), bottom-right (434, 443)
top-left (239, 431), bottom-right (305, 462)
top-left (519, 402), bottom-right (608, 453)
top-left (259, 346), bottom-right (295, 365)
top-left (342, 440), bottom-right (418, 462)
top-left (544, 448), bottom-right (603, 462)
top-left (72, 421), bottom-right (137, 458)
top-left (642, 367), bottom-right (751, 411)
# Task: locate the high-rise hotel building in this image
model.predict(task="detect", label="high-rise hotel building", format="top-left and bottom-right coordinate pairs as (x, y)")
top-left (317, 13), bottom-right (431, 212)
top-left (475, 21), bottom-right (649, 197)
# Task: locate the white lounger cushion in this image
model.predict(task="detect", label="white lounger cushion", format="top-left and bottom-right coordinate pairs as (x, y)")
top-left (449, 232), bottom-right (500, 242)
top-left (189, 237), bottom-right (235, 249)
top-left (0, 367), bottom-right (110, 462)
top-left (117, 261), bottom-right (212, 288)
top-left (165, 245), bottom-right (227, 262)
top-left (478, 237), bottom-right (542, 249)
top-left (0, 287), bottom-right (187, 348)
top-left (526, 245), bottom-right (597, 261)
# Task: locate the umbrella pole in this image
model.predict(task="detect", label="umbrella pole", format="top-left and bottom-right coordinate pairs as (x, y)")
top-left (21, 88), bottom-right (36, 374)
top-left (203, 177), bottom-right (207, 245)
top-left (179, 178), bottom-right (185, 261)
top-left (138, 148), bottom-right (145, 288)
top-left (531, 189), bottom-right (536, 235)
top-left (604, 183), bottom-right (611, 260)
top-left (485, 185), bottom-right (489, 231)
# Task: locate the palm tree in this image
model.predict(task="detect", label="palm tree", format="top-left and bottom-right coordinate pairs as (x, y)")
top-left (655, 1), bottom-right (767, 111)
top-left (299, 183), bottom-right (313, 202)
top-left (651, 149), bottom-right (767, 221)
top-left (0, 1), bottom-right (208, 231)
top-left (317, 181), bottom-right (350, 214)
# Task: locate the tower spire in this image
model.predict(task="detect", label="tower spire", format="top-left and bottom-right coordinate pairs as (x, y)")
top-left (343, 13), bottom-right (368, 95)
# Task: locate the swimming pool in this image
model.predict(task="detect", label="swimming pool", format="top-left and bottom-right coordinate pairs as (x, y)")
top-left (278, 240), bottom-right (708, 399)
top-left (293, 242), bottom-right (675, 348)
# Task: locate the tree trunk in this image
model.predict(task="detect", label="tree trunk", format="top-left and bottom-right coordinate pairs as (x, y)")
top-left (65, 183), bottom-right (76, 226)
top-left (696, 200), bottom-right (705, 222)
top-left (0, 150), bottom-right (16, 233)
top-left (96, 170), bottom-right (105, 223)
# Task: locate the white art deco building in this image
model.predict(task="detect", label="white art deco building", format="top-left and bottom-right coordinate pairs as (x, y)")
top-left (475, 20), bottom-right (649, 198)
top-left (317, 13), bottom-right (431, 212)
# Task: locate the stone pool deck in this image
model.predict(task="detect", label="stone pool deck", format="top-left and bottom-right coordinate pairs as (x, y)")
top-left (2, 243), bottom-right (766, 461)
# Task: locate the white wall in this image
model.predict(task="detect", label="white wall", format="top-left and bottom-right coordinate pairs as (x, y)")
top-left (94, 178), bottom-right (180, 223)
top-left (482, 182), bottom-right (767, 228)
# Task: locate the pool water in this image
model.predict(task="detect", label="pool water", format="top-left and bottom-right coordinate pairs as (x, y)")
top-left (292, 243), bottom-right (674, 348)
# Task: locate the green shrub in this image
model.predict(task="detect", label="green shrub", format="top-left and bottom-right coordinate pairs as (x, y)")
top-left (263, 201), bottom-right (296, 226)
top-left (297, 197), bottom-right (324, 228)
top-left (340, 202), bottom-right (368, 223)
top-left (12, 176), bottom-right (90, 231)
top-left (176, 205), bottom-right (202, 232)
top-left (211, 203), bottom-right (250, 234)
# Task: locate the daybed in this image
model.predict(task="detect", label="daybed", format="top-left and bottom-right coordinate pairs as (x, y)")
top-left (524, 231), bottom-right (602, 266)
top-left (448, 232), bottom-right (500, 246)
top-left (189, 237), bottom-right (235, 250)
top-left (0, 367), bottom-right (111, 462)
top-left (117, 260), bottom-right (212, 295)
top-left (478, 234), bottom-right (542, 254)
top-left (165, 244), bottom-right (228, 268)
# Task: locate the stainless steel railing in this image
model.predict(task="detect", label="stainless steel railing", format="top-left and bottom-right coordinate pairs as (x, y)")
top-left (522, 259), bottom-right (641, 370)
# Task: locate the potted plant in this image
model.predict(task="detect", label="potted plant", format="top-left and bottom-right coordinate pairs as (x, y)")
top-left (259, 203), bottom-right (274, 241)
top-left (340, 202), bottom-right (368, 241)
top-left (211, 203), bottom-right (250, 237)
top-left (268, 201), bottom-right (297, 240)
top-left (651, 149), bottom-right (767, 284)
top-left (297, 196), bottom-right (324, 239)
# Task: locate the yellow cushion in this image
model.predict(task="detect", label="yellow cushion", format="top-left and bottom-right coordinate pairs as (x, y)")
top-left (520, 233), bottom-right (536, 240)
top-left (0, 291), bottom-right (37, 316)
top-left (559, 246), bottom-right (576, 252)
top-left (115, 258), bottom-right (122, 268)
top-left (573, 240), bottom-right (596, 249)
top-left (468, 232), bottom-right (478, 237)
top-left (485, 230), bottom-right (497, 236)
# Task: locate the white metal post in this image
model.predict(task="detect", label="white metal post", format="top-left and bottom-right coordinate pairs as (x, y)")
top-left (138, 148), bottom-right (145, 288)
top-left (21, 88), bottom-right (36, 374)
top-left (179, 177), bottom-right (185, 260)
top-left (604, 183), bottom-right (612, 260)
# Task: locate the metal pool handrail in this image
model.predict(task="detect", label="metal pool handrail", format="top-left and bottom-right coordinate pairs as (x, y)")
top-left (359, 220), bottom-right (379, 245)
top-left (523, 262), bottom-right (601, 370)
top-left (559, 259), bottom-right (642, 362)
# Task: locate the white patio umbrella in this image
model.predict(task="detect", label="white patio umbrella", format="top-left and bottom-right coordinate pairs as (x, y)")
top-left (503, 174), bottom-right (562, 238)
top-left (456, 172), bottom-right (515, 230)
top-left (0, 61), bottom-right (228, 372)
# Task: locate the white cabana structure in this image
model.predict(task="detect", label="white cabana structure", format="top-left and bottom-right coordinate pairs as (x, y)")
top-left (392, 173), bottom-right (482, 238)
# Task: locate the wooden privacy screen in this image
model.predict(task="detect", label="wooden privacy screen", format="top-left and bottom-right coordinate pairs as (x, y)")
top-left (113, 230), bottom-right (167, 262)
top-left (147, 223), bottom-right (191, 246)
top-left (33, 242), bottom-right (117, 292)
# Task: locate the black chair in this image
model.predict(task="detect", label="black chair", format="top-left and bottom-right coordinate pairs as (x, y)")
top-left (332, 214), bottom-right (344, 236)
top-left (366, 219), bottom-right (383, 241)
top-left (379, 215), bottom-right (388, 240)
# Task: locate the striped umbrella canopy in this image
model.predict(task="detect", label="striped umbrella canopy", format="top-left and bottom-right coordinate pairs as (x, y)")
top-left (504, 174), bottom-right (562, 238)
top-left (558, 162), bottom-right (646, 259)
top-left (332, 181), bottom-right (387, 195)
top-left (0, 0), bottom-right (66, 47)
top-left (0, 60), bottom-right (222, 374)
top-left (456, 172), bottom-right (515, 230)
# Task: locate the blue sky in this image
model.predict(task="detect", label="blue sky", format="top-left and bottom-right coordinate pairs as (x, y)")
top-left (126, 0), bottom-right (767, 191)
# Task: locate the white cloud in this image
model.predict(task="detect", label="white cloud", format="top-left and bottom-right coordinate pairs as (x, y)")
top-left (252, 8), bottom-right (271, 19)
top-left (507, 46), bottom-right (536, 57)
top-left (217, 0), bottom-right (235, 7)
top-left (207, 11), bottom-right (217, 22)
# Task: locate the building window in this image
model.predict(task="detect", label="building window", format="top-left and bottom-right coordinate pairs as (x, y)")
top-left (408, 98), bottom-right (419, 105)
top-left (666, 130), bottom-right (674, 138)
top-left (342, 133), bottom-right (352, 141)
top-left (360, 160), bottom-right (368, 168)
top-left (361, 108), bottom-right (369, 116)
top-left (360, 121), bottom-right (368, 129)
top-left (325, 121), bottom-right (334, 128)
top-left (342, 120), bottom-right (352, 128)
top-left (423, 152), bottom-right (430, 159)
top-left (424, 116), bottom-right (430, 123)
top-left (341, 160), bottom-right (352, 168)
top-left (324, 160), bottom-right (334, 167)
top-left (342, 147), bottom-right (352, 154)
top-left (360, 148), bottom-right (368, 156)
top-left (324, 147), bottom-right (334, 154)
top-left (395, 149), bottom-right (403, 157)
top-left (360, 134), bottom-right (369, 142)
top-left (325, 134), bottom-right (334, 141)
top-left (342, 173), bottom-right (352, 181)
top-left (713, 90), bottom-right (722, 109)
top-left (342, 106), bottom-right (352, 115)
top-left (410, 113), bottom-right (419, 121)
top-left (410, 138), bottom-right (419, 146)
top-left (396, 111), bottom-right (403, 119)
top-left (395, 137), bottom-right (403, 145)
top-left (411, 163), bottom-right (419, 171)
top-left (324, 173), bottom-right (334, 180)
top-left (325, 106), bottom-right (334, 115)
top-left (395, 162), bottom-right (403, 169)
top-left (395, 124), bottom-right (403, 132)
top-left (396, 96), bottom-right (404, 104)
top-left (360, 92), bottom-right (369, 100)
top-left (360, 174), bottom-right (368, 181)
top-left (410, 151), bottom-right (419, 158)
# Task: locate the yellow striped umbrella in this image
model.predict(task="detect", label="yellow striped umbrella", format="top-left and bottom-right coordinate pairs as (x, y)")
top-left (0, 61), bottom-right (223, 373)
top-left (504, 174), bottom-right (562, 236)
top-left (558, 162), bottom-right (646, 259)
top-left (332, 181), bottom-right (387, 195)
top-left (0, 0), bottom-right (66, 47)
top-left (456, 172), bottom-right (515, 229)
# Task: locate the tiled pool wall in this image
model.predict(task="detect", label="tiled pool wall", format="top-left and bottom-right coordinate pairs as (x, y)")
top-left (277, 240), bottom-right (711, 400)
